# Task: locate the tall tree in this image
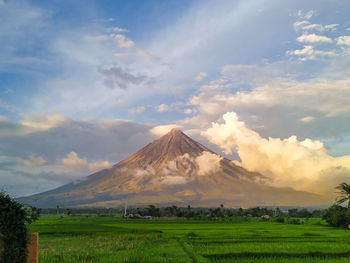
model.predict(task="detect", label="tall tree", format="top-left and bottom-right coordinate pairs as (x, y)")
top-left (335, 182), bottom-right (350, 208)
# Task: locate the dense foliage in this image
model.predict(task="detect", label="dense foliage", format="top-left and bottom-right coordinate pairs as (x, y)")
top-left (123, 205), bottom-right (323, 220)
top-left (323, 205), bottom-right (350, 228)
top-left (0, 192), bottom-right (41, 263)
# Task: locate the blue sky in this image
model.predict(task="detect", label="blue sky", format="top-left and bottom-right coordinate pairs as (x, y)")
top-left (1, 0), bottom-right (350, 197)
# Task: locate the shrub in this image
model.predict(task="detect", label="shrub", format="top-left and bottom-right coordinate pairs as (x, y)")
top-left (287, 218), bottom-right (304, 225)
top-left (0, 191), bottom-right (40, 263)
top-left (274, 216), bottom-right (285, 223)
top-left (323, 205), bottom-right (350, 228)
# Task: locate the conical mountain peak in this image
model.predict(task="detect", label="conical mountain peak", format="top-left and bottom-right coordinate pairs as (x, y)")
top-left (168, 128), bottom-right (183, 135)
top-left (19, 127), bottom-right (327, 208)
top-left (116, 129), bottom-right (212, 170)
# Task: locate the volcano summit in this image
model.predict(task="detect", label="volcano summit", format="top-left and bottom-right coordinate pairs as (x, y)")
top-left (19, 129), bottom-right (325, 207)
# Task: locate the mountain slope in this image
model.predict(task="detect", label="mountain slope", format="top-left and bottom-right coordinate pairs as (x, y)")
top-left (19, 129), bottom-right (327, 207)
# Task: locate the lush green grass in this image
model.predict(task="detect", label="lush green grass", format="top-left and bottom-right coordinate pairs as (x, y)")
top-left (29, 215), bottom-right (350, 263)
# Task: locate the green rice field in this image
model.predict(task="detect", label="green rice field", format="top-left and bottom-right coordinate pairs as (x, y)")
top-left (29, 215), bottom-right (350, 263)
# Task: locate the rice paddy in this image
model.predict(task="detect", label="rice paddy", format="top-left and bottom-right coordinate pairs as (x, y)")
top-left (29, 215), bottom-right (350, 263)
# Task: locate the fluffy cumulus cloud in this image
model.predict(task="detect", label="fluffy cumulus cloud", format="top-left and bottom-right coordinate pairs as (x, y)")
top-left (195, 151), bottom-right (222, 176)
top-left (156, 104), bottom-right (172, 113)
top-left (202, 112), bottom-right (350, 196)
top-left (162, 153), bottom-right (195, 177)
top-left (134, 166), bottom-right (155, 178)
top-left (287, 13), bottom-right (350, 61)
top-left (337, 36), bottom-right (350, 46)
top-left (297, 34), bottom-right (332, 43)
top-left (182, 63), bottom-right (350, 141)
top-left (61, 152), bottom-right (111, 171)
top-left (162, 152), bottom-right (222, 177)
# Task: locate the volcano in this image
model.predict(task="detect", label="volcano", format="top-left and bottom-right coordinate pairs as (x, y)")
top-left (19, 129), bottom-right (326, 207)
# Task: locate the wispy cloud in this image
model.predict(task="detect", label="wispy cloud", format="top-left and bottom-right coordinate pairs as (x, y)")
top-left (128, 106), bottom-right (145, 114)
top-left (194, 72), bottom-right (207, 82)
top-left (16, 155), bottom-right (46, 167)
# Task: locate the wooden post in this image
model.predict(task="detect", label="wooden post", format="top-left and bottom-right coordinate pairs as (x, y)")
top-left (0, 233), bottom-right (3, 255)
top-left (27, 232), bottom-right (39, 263)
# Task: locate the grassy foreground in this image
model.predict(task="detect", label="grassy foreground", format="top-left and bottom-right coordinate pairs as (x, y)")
top-left (29, 215), bottom-right (350, 263)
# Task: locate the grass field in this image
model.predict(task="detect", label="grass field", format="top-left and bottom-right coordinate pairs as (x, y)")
top-left (29, 215), bottom-right (350, 263)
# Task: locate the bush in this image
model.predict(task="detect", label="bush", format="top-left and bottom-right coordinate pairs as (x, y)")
top-left (0, 191), bottom-right (40, 263)
top-left (287, 218), bottom-right (305, 225)
top-left (274, 216), bottom-right (285, 223)
top-left (323, 205), bottom-right (350, 228)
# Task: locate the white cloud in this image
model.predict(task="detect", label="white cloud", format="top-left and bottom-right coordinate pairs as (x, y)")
top-left (297, 34), bottom-right (332, 43)
top-left (194, 72), bottom-right (207, 82)
top-left (61, 152), bottom-right (111, 171)
top-left (202, 112), bottom-right (350, 196)
top-left (302, 24), bottom-right (325, 32)
top-left (16, 154), bottom-right (46, 167)
top-left (156, 104), bottom-right (172, 113)
top-left (134, 166), bottom-right (155, 178)
top-left (108, 33), bottom-right (158, 60)
top-left (293, 21), bottom-right (337, 33)
top-left (111, 34), bottom-right (135, 48)
top-left (293, 20), bottom-right (310, 32)
top-left (297, 10), bottom-right (315, 20)
top-left (0, 113), bottom-right (154, 196)
top-left (299, 116), bottom-right (315, 123)
top-left (188, 72), bottom-right (350, 126)
top-left (184, 108), bottom-right (193, 115)
top-left (337, 36), bottom-right (350, 46)
top-left (150, 124), bottom-right (183, 137)
top-left (161, 175), bottom-right (188, 185)
top-left (286, 45), bottom-right (336, 61)
top-left (195, 151), bottom-right (222, 176)
top-left (84, 35), bottom-right (109, 41)
top-left (111, 26), bottom-right (128, 33)
top-left (19, 114), bottom-right (69, 133)
top-left (128, 106), bottom-right (145, 114)
top-left (135, 49), bottom-right (159, 60)
top-left (324, 24), bottom-right (338, 31)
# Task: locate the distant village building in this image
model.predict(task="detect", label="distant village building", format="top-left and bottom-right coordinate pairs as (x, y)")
top-left (125, 214), bottom-right (152, 219)
top-left (261, 215), bottom-right (271, 221)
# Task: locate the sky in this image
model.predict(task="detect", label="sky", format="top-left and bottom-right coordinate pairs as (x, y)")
top-left (1, 0), bottom-right (350, 198)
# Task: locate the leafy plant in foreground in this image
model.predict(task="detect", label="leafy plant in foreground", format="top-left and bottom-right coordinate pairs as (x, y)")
top-left (0, 191), bottom-right (41, 263)
top-left (335, 182), bottom-right (350, 208)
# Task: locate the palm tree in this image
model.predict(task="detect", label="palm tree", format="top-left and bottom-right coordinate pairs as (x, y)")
top-left (335, 182), bottom-right (350, 208)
